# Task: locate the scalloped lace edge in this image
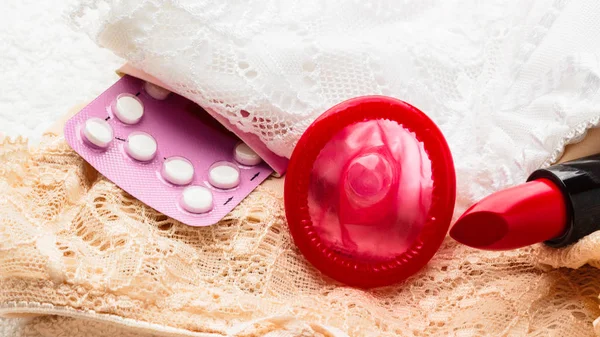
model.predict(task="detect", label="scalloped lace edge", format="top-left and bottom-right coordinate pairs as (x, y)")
top-left (542, 115), bottom-right (600, 168)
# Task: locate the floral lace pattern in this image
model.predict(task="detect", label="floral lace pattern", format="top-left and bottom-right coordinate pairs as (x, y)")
top-left (1, 130), bottom-right (600, 336)
top-left (70, 0), bottom-right (600, 215)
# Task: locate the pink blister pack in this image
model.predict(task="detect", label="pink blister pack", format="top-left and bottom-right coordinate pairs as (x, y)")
top-left (64, 75), bottom-right (273, 226)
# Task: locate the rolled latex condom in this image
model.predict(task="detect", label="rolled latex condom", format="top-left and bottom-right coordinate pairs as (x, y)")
top-left (284, 96), bottom-right (456, 288)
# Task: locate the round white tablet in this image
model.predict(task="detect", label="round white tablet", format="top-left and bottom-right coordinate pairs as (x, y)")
top-left (114, 95), bottom-right (144, 124)
top-left (208, 162), bottom-right (240, 189)
top-left (144, 82), bottom-right (171, 100)
top-left (82, 118), bottom-right (113, 149)
top-left (126, 132), bottom-right (157, 161)
top-left (162, 157), bottom-right (194, 185)
top-left (180, 186), bottom-right (213, 214)
top-left (234, 143), bottom-right (262, 166)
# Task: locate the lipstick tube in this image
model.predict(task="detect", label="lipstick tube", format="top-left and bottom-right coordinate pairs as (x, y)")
top-left (450, 153), bottom-right (600, 250)
top-left (528, 153), bottom-right (600, 247)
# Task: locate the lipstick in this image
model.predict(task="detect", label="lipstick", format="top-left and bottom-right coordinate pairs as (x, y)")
top-left (450, 153), bottom-right (600, 250)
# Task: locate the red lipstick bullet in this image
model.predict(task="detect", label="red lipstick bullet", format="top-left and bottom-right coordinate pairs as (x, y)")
top-left (450, 153), bottom-right (600, 250)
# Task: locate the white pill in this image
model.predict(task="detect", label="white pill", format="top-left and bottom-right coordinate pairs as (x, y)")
top-left (82, 118), bottom-right (113, 149)
top-left (208, 163), bottom-right (240, 189)
top-left (114, 95), bottom-right (144, 124)
top-left (180, 186), bottom-right (213, 214)
top-left (162, 157), bottom-right (194, 185)
top-left (126, 132), bottom-right (157, 161)
top-left (234, 143), bottom-right (262, 166)
top-left (144, 82), bottom-right (171, 100)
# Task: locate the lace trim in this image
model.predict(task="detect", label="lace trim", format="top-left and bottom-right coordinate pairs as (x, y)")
top-left (0, 301), bottom-right (218, 337)
top-left (1, 301), bottom-right (349, 337)
top-left (543, 116), bottom-right (600, 167)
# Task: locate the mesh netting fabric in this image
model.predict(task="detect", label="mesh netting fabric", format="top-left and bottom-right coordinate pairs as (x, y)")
top-left (1, 125), bottom-right (600, 336)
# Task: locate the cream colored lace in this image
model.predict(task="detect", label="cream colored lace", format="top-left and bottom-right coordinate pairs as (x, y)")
top-left (1, 123), bottom-right (600, 336)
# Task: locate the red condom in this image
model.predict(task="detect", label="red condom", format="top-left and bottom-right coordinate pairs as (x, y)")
top-left (284, 96), bottom-right (456, 288)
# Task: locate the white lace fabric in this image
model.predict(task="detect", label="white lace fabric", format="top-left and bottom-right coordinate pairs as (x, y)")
top-left (70, 0), bottom-right (600, 213)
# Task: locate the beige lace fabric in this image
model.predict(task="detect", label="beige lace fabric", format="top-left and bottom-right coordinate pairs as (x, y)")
top-left (1, 112), bottom-right (600, 336)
